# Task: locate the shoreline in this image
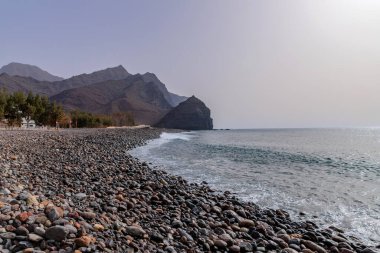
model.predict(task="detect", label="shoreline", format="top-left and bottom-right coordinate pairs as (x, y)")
top-left (0, 128), bottom-right (377, 253)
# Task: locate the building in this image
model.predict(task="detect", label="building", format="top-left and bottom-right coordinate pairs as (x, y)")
top-left (21, 118), bottom-right (36, 128)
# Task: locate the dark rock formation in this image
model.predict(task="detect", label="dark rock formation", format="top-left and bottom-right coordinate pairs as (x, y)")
top-left (0, 62), bottom-right (63, 82)
top-left (155, 96), bottom-right (213, 130)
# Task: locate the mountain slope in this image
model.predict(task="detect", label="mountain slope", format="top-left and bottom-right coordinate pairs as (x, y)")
top-left (142, 73), bottom-right (187, 107)
top-left (0, 73), bottom-right (54, 96)
top-left (50, 74), bottom-right (173, 124)
top-left (56, 65), bottom-right (129, 94)
top-left (0, 62), bottom-right (63, 82)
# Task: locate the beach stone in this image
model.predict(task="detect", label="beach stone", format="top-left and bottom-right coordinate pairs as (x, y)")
top-left (46, 206), bottom-right (64, 221)
top-left (332, 235), bottom-right (347, 243)
top-left (302, 240), bottom-right (327, 253)
top-left (125, 226), bottom-right (145, 238)
top-left (74, 193), bottom-right (87, 200)
top-left (81, 212), bottom-right (96, 219)
top-left (340, 249), bottom-right (354, 253)
top-left (229, 245), bottom-right (240, 252)
top-left (283, 248), bottom-right (299, 253)
top-left (219, 233), bottom-right (233, 245)
top-left (0, 232), bottom-right (16, 239)
top-left (34, 227), bottom-right (46, 236)
top-left (93, 224), bottom-right (105, 231)
top-left (26, 194), bottom-right (38, 206)
top-left (240, 241), bottom-right (254, 252)
top-left (239, 219), bottom-right (255, 228)
top-left (34, 215), bottom-right (48, 224)
top-left (16, 212), bottom-right (32, 223)
top-left (45, 225), bottom-right (67, 241)
top-left (64, 224), bottom-right (78, 234)
top-left (74, 235), bottom-right (93, 247)
top-left (151, 232), bottom-right (164, 242)
top-left (213, 239), bottom-right (227, 248)
top-left (0, 214), bottom-right (11, 221)
top-left (15, 226), bottom-right (29, 236)
top-left (289, 244), bottom-right (301, 251)
top-left (28, 233), bottom-right (43, 242)
top-left (0, 188), bottom-right (11, 195)
top-left (278, 233), bottom-right (291, 243)
top-left (171, 220), bottom-right (183, 228)
top-left (178, 228), bottom-right (193, 241)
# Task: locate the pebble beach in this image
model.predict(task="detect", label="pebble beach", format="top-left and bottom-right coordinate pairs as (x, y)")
top-left (0, 128), bottom-right (377, 253)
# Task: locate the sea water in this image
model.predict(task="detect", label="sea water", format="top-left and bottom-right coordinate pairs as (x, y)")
top-left (129, 129), bottom-right (380, 245)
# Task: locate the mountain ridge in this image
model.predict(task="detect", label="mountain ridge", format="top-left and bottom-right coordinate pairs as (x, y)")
top-left (0, 62), bottom-right (64, 82)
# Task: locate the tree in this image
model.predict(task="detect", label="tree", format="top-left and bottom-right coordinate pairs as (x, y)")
top-left (37, 96), bottom-right (51, 126)
top-left (47, 102), bottom-right (64, 126)
top-left (22, 92), bottom-right (36, 127)
top-left (5, 96), bottom-right (22, 127)
top-left (0, 89), bottom-right (8, 119)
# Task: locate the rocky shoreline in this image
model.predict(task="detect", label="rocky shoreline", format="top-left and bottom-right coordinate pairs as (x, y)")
top-left (0, 128), bottom-right (377, 253)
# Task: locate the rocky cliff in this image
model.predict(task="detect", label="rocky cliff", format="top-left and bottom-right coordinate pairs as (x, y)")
top-left (155, 96), bottom-right (213, 130)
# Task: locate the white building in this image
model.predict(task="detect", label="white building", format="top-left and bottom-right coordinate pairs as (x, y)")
top-left (21, 118), bottom-right (36, 128)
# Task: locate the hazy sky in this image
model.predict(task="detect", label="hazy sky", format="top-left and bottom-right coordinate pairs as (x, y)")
top-left (1, 0), bottom-right (380, 128)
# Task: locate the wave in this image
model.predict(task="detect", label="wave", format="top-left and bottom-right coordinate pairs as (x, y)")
top-left (129, 131), bottom-right (193, 157)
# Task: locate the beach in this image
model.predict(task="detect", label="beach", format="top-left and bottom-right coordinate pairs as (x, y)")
top-left (0, 128), bottom-right (376, 253)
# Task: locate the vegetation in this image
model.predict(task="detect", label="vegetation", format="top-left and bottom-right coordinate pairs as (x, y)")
top-left (70, 111), bottom-right (135, 128)
top-left (0, 89), bottom-right (135, 128)
top-left (0, 89), bottom-right (64, 127)
top-left (70, 111), bottom-right (112, 128)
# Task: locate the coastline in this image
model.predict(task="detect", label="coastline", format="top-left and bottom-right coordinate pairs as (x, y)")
top-left (0, 128), bottom-right (376, 253)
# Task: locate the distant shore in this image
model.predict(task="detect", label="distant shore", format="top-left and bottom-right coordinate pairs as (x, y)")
top-left (0, 128), bottom-right (376, 253)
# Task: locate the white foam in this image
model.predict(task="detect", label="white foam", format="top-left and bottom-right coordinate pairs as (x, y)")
top-left (160, 132), bottom-right (193, 141)
top-left (129, 132), bottom-right (193, 157)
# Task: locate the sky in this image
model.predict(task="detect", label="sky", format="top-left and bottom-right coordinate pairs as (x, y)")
top-left (1, 0), bottom-right (380, 129)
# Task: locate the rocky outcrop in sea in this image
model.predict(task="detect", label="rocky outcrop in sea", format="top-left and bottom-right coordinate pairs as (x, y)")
top-left (155, 96), bottom-right (213, 130)
top-left (0, 129), bottom-right (376, 252)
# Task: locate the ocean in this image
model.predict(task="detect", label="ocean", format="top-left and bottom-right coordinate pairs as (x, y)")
top-left (129, 129), bottom-right (380, 246)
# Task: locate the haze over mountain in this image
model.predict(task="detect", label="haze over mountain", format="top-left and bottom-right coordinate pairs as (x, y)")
top-left (0, 62), bottom-right (211, 127)
top-left (0, 62), bottom-right (63, 82)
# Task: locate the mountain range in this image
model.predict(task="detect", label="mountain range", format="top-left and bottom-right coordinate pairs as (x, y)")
top-left (0, 62), bottom-right (212, 129)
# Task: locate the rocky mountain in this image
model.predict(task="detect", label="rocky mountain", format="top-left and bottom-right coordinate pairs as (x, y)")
top-left (155, 96), bottom-right (213, 130)
top-left (54, 65), bottom-right (129, 95)
top-left (0, 62), bottom-right (64, 82)
top-left (50, 74), bottom-right (173, 125)
top-left (0, 63), bottom-right (213, 129)
top-left (142, 73), bottom-right (187, 107)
